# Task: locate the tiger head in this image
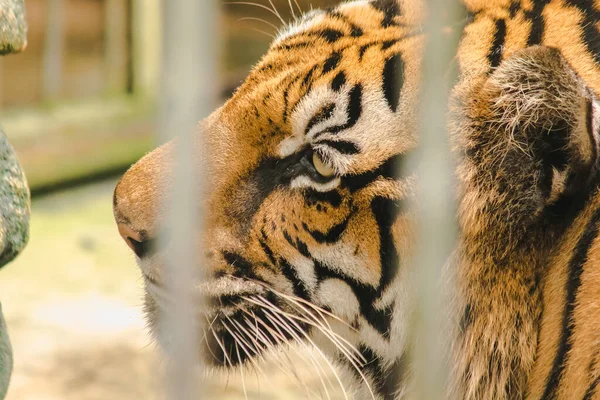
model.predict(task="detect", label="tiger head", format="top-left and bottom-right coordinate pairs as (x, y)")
top-left (113, 0), bottom-right (422, 397)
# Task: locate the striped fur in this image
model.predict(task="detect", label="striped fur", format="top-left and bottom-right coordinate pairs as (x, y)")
top-left (113, 0), bottom-right (600, 399)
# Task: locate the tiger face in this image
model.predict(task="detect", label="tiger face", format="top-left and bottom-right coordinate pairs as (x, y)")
top-left (113, 0), bottom-right (422, 396)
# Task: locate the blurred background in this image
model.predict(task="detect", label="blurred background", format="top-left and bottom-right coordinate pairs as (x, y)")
top-left (0, 1), bottom-right (346, 398)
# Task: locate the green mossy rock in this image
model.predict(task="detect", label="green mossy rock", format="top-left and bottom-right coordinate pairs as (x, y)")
top-left (0, 127), bottom-right (30, 400)
top-left (0, 0), bottom-right (27, 55)
top-left (0, 303), bottom-right (11, 400)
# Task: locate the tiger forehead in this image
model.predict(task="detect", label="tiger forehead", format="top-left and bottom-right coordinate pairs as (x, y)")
top-left (220, 2), bottom-right (418, 149)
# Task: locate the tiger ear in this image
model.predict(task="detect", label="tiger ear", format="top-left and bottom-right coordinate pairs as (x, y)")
top-left (466, 46), bottom-right (600, 214)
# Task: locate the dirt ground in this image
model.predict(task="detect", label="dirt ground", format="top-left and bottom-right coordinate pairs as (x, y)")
top-left (0, 179), bottom-right (344, 400)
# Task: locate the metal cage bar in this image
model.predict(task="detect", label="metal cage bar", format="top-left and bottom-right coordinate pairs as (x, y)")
top-left (408, 1), bottom-right (463, 399)
top-left (159, 0), bottom-right (220, 399)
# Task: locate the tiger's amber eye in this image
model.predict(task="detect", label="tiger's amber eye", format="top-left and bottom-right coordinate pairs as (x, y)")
top-left (312, 152), bottom-right (335, 177)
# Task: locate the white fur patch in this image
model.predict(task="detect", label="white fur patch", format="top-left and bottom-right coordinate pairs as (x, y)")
top-left (273, 9), bottom-right (326, 44)
top-left (288, 256), bottom-right (318, 292)
top-left (317, 279), bottom-right (360, 321)
top-left (290, 175), bottom-right (341, 191)
top-left (311, 242), bottom-right (379, 287)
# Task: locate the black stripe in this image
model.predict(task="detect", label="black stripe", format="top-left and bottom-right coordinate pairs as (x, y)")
top-left (371, 196), bottom-right (404, 291)
top-left (460, 302), bottom-right (474, 333)
top-left (302, 213), bottom-right (351, 243)
top-left (370, 0), bottom-right (401, 28)
top-left (525, 0), bottom-right (551, 46)
top-left (318, 139), bottom-right (360, 155)
top-left (382, 53), bottom-right (404, 112)
top-left (319, 29), bottom-right (344, 43)
top-left (584, 374), bottom-right (600, 400)
top-left (327, 10), bottom-right (364, 37)
top-left (276, 42), bottom-right (313, 51)
top-left (279, 257), bottom-right (311, 300)
top-left (331, 71), bottom-right (347, 92)
top-left (342, 153), bottom-right (405, 192)
top-left (359, 44), bottom-right (375, 61)
top-left (222, 251), bottom-right (260, 281)
top-left (314, 84), bottom-right (363, 138)
top-left (314, 260), bottom-right (392, 335)
top-left (541, 207), bottom-right (600, 399)
top-left (488, 19), bottom-right (507, 69)
top-left (382, 39), bottom-right (398, 50)
top-left (282, 75), bottom-right (301, 123)
top-left (303, 188), bottom-right (343, 208)
top-left (259, 230), bottom-right (277, 265)
top-left (305, 103), bottom-right (336, 135)
top-left (323, 52), bottom-right (341, 74)
top-left (357, 345), bottom-right (406, 399)
top-left (566, 1), bottom-right (600, 65)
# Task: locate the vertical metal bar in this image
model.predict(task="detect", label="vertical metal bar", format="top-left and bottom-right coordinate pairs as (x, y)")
top-left (42, 0), bottom-right (64, 102)
top-left (159, 0), bottom-right (219, 399)
top-left (408, 1), bottom-right (463, 399)
top-left (104, 0), bottom-right (127, 94)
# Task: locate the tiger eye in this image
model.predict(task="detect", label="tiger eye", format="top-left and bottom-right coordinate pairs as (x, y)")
top-left (312, 152), bottom-right (335, 177)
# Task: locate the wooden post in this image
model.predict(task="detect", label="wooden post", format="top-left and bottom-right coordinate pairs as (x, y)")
top-left (130, 0), bottom-right (161, 99)
top-left (103, 0), bottom-right (128, 94)
top-left (42, 0), bottom-right (64, 102)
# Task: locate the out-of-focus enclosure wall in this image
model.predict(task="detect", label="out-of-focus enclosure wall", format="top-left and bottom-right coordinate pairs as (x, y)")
top-left (0, 0), bottom-right (340, 192)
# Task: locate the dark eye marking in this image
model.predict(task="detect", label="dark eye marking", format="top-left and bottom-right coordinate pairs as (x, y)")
top-left (306, 103), bottom-right (336, 135)
top-left (317, 139), bottom-right (360, 155)
top-left (342, 153), bottom-right (405, 192)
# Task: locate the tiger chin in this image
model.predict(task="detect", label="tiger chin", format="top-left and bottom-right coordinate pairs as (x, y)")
top-left (115, 0), bottom-right (600, 399)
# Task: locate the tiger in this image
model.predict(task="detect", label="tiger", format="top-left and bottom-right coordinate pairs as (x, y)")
top-left (113, 0), bottom-right (600, 399)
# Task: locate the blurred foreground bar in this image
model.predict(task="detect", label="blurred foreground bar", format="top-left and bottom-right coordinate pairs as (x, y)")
top-left (408, 0), bottom-right (463, 398)
top-left (159, 0), bottom-right (219, 399)
top-left (0, 0), bottom-right (27, 55)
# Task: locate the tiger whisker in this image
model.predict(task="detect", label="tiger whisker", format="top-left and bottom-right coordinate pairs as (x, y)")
top-left (233, 340), bottom-right (249, 400)
top-left (241, 313), bottom-right (319, 398)
top-left (243, 295), bottom-right (365, 366)
top-left (251, 28), bottom-right (277, 39)
top-left (265, 310), bottom-right (348, 400)
top-left (223, 316), bottom-right (263, 363)
top-left (288, 0), bottom-right (297, 19)
top-left (203, 328), bottom-right (221, 365)
top-left (224, 1), bottom-right (285, 24)
top-left (226, 318), bottom-right (273, 392)
top-left (250, 296), bottom-right (372, 398)
top-left (273, 293), bottom-right (366, 363)
top-left (254, 296), bottom-right (374, 400)
top-left (267, 0), bottom-right (285, 23)
top-left (237, 16), bottom-right (280, 31)
top-left (221, 318), bottom-right (267, 389)
top-left (292, 0), bottom-right (302, 15)
top-left (261, 308), bottom-right (335, 400)
top-left (210, 326), bottom-right (234, 368)
top-left (251, 280), bottom-right (356, 331)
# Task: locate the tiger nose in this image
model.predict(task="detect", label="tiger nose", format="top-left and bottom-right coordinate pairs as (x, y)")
top-left (116, 222), bottom-right (155, 259)
top-left (113, 142), bottom-right (171, 259)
